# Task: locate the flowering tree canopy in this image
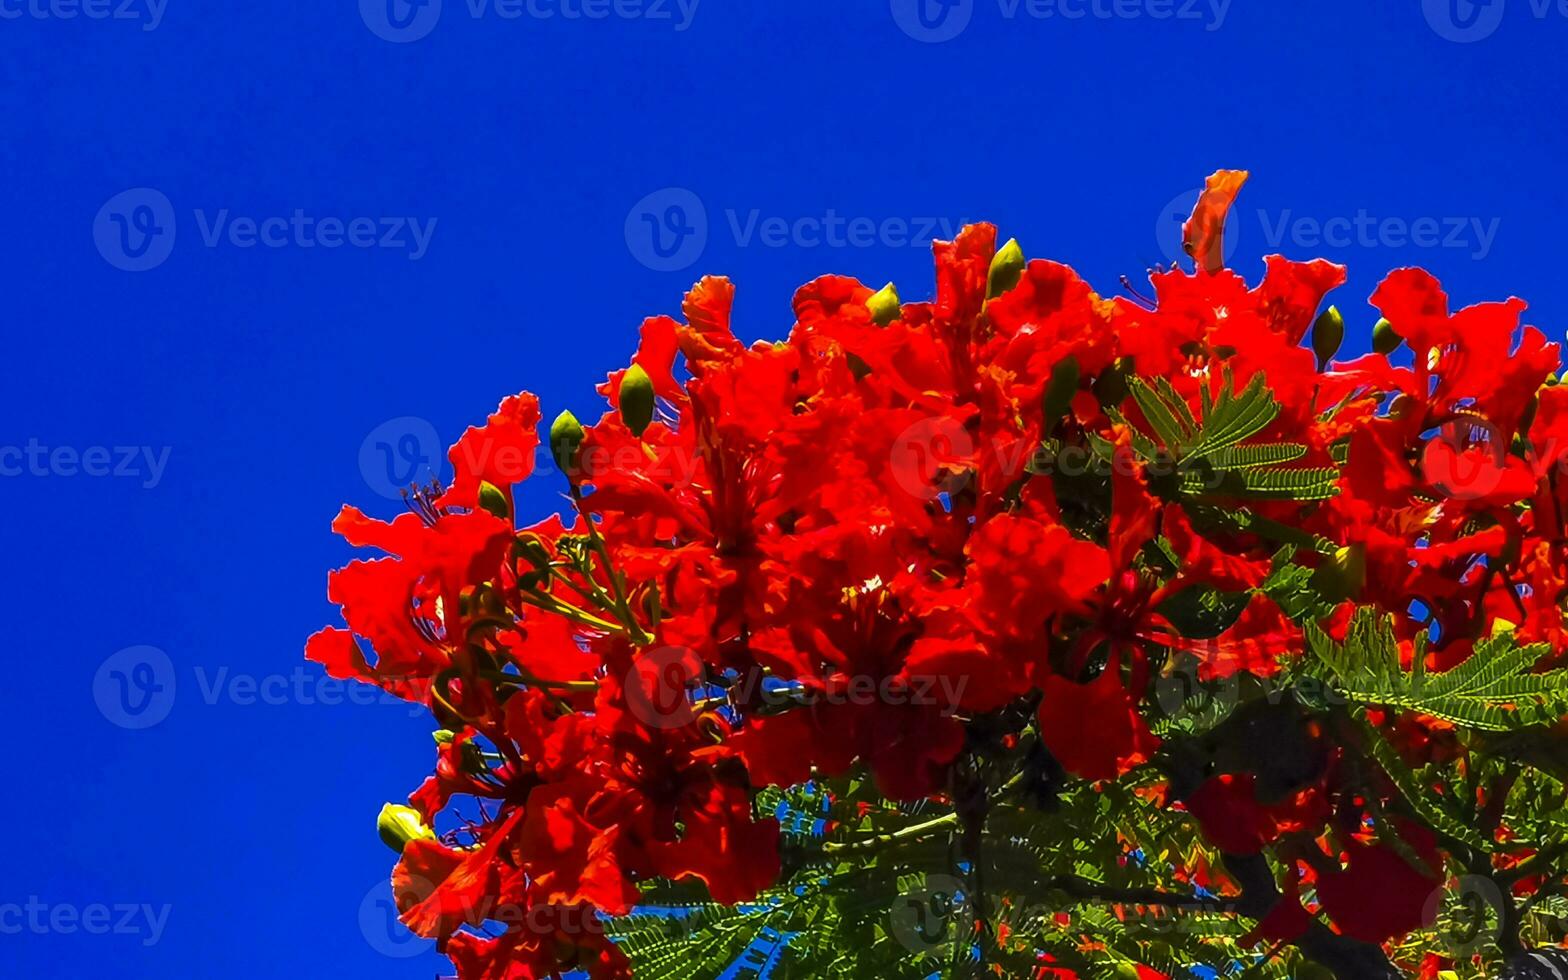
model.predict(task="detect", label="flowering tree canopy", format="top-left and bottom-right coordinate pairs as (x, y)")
top-left (311, 172), bottom-right (1568, 980)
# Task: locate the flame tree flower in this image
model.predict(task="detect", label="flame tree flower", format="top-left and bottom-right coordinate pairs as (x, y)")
top-left (311, 173), bottom-right (1568, 980)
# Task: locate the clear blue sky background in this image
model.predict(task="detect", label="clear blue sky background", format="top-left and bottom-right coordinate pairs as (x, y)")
top-left (2, 1), bottom-right (1564, 976)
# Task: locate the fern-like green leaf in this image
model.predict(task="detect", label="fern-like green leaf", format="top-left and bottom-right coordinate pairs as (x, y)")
top-left (1307, 610), bottom-right (1568, 732)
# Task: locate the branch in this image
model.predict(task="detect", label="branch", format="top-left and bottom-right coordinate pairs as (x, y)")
top-left (1038, 875), bottom-right (1235, 912)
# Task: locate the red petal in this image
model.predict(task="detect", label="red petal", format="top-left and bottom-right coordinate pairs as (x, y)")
top-left (1183, 170), bottom-right (1249, 273)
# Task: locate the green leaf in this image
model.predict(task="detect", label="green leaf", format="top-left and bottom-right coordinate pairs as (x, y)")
top-left (1354, 712), bottom-right (1492, 853)
top-left (1184, 466), bottom-right (1340, 501)
top-left (1187, 372), bottom-right (1281, 458)
top-left (1127, 376), bottom-right (1196, 452)
top-left (1306, 610), bottom-right (1568, 732)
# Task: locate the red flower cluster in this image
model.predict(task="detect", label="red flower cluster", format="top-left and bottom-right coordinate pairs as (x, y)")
top-left (310, 171), bottom-right (1568, 978)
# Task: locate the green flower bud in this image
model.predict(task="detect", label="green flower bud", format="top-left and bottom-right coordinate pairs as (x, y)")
top-left (1042, 355), bottom-right (1080, 437)
top-left (987, 238), bottom-right (1026, 299)
top-left (866, 282), bottom-right (901, 326)
top-left (377, 803), bottom-right (435, 854)
top-left (1372, 317), bottom-right (1402, 355)
top-left (1311, 305), bottom-right (1344, 367)
top-left (550, 410), bottom-right (585, 475)
top-left (618, 364), bottom-right (656, 438)
top-left (512, 532), bottom-right (552, 568)
top-left (432, 729), bottom-right (456, 745)
top-left (476, 480), bottom-right (510, 521)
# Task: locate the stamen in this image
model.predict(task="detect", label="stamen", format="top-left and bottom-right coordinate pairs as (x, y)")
top-left (401, 478), bottom-right (449, 527)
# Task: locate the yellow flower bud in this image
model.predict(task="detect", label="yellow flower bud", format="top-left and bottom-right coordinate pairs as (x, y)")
top-left (987, 238), bottom-right (1026, 299)
top-left (1372, 317), bottom-right (1402, 355)
top-left (618, 364), bottom-right (656, 438)
top-left (377, 803), bottom-right (435, 854)
top-left (866, 282), bottom-right (901, 326)
top-left (550, 410), bottom-right (585, 475)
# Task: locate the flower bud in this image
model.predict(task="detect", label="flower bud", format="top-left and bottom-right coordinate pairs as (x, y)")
top-left (1311, 305), bottom-right (1344, 367)
top-left (866, 282), bottom-right (901, 326)
top-left (550, 410), bottom-right (585, 475)
top-left (477, 480), bottom-right (510, 521)
top-left (377, 803), bottom-right (435, 854)
top-left (1372, 317), bottom-right (1402, 355)
top-left (987, 238), bottom-right (1025, 299)
top-left (618, 364), bottom-right (656, 438)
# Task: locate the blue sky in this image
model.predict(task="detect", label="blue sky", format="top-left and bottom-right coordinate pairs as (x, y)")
top-left (2, 1), bottom-right (1565, 976)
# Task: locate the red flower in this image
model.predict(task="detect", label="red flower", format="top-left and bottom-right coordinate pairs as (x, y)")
top-left (307, 172), bottom-right (1568, 979)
